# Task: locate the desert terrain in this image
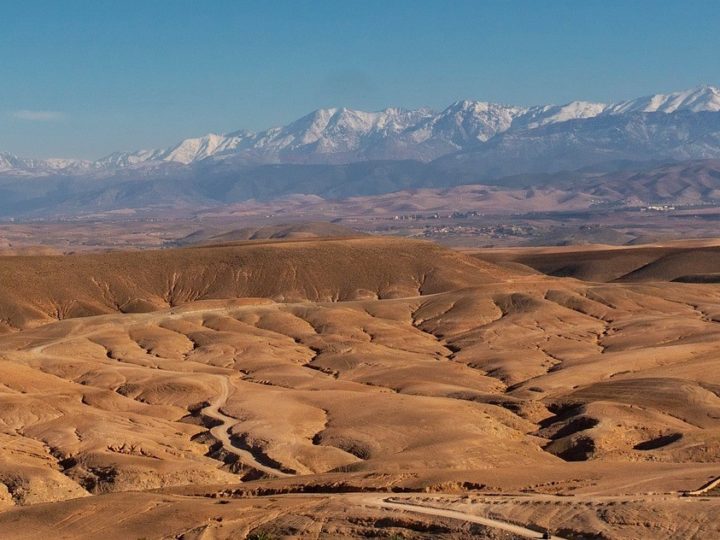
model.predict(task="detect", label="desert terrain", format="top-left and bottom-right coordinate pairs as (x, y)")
top-left (6, 2), bottom-right (720, 538)
top-left (0, 233), bottom-right (718, 539)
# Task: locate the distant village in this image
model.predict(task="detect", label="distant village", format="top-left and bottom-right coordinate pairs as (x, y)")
top-left (392, 211), bottom-right (482, 220)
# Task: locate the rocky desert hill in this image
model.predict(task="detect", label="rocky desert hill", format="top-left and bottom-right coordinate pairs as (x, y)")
top-left (0, 236), bottom-right (718, 539)
top-left (0, 237), bottom-right (502, 332)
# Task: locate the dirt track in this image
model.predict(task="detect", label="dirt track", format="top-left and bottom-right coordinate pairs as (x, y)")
top-left (203, 376), bottom-right (294, 478)
top-left (369, 496), bottom-right (565, 539)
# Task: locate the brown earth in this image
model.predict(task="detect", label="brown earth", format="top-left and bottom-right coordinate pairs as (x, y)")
top-left (473, 239), bottom-right (720, 283)
top-left (0, 236), bottom-right (718, 539)
top-left (171, 221), bottom-right (366, 246)
top-left (0, 237), bottom-right (502, 332)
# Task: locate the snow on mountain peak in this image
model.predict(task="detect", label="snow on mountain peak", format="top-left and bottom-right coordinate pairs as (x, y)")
top-left (89, 85), bottom-right (720, 168)
top-left (516, 100), bottom-right (607, 130)
top-left (0, 152), bottom-right (91, 175)
top-left (163, 133), bottom-right (228, 164)
top-left (604, 85), bottom-right (720, 115)
top-left (418, 100), bottom-right (528, 144)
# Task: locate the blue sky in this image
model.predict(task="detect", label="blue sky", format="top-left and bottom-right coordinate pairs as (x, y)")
top-left (2, 0), bottom-right (720, 159)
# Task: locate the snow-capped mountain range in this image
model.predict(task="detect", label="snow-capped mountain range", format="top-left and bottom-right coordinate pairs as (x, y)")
top-left (3, 85), bottom-right (720, 176)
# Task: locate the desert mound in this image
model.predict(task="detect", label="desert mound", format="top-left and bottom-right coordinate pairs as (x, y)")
top-left (475, 240), bottom-right (720, 283)
top-left (0, 236), bottom-right (508, 332)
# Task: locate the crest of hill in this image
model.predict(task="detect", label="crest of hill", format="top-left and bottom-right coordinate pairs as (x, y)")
top-left (0, 236), bottom-right (511, 332)
top-left (173, 221), bottom-right (364, 247)
top-left (618, 246), bottom-right (720, 283)
top-left (475, 240), bottom-right (720, 282)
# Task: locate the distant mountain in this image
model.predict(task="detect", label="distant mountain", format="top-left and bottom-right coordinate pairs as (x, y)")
top-left (431, 110), bottom-right (720, 182)
top-left (602, 85), bottom-right (720, 115)
top-left (2, 85), bottom-right (720, 216)
top-left (2, 86), bottom-right (719, 175)
top-left (93, 99), bottom-right (615, 167)
top-left (2, 157), bottom-right (720, 220)
top-left (0, 152), bottom-right (93, 176)
top-left (85, 85), bottom-right (720, 169)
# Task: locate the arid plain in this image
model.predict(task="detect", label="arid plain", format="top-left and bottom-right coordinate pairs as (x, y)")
top-left (0, 229), bottom-right (719, 539)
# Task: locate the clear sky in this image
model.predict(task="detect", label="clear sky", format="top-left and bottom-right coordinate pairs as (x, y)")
top-left (2, 0), bottom-right (720, 159)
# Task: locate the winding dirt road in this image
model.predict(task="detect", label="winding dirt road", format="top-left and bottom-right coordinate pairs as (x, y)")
top-left (202, 376), bottom-right (293, 478)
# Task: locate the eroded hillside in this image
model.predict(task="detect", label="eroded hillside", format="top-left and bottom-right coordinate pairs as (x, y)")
top-left (0, 238), bottom-right (718, 539)
top-left (0, 237), bottom-right (503, 331)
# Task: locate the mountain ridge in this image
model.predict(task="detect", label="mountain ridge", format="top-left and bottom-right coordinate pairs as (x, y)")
top-left (1, 86), bottom-right (720, 217)
top-left (3, 85), bottom-right (719, 176)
